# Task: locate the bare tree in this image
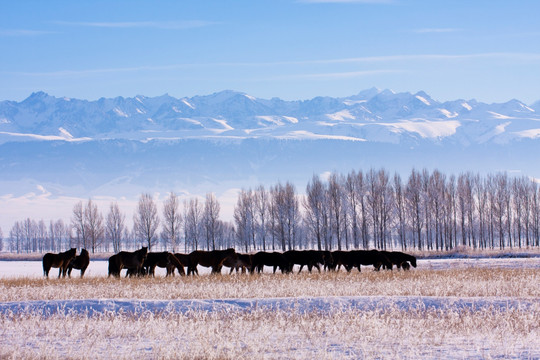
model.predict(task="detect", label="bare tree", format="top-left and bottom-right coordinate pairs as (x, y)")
top-left (270, 182), bottom-right (299, 251)
top-left (85, 199), bottom-right (104, 253)
top-left (106, 202), bottom-right (125, 253)
top-left (303, 174), bottom-right (328, 251)
top-left (162, 192), bottom-right (182, 252)
top-left (393, 173), bottom-right (407, 250)
top-left (405, 169), bottom-right (424, 250)
top-left (71, 201), bottom-right (86, 249)
top-left (344, 171), bottom-right (361, 249)
top-left (328, 173), bottom-right (344, 250)
top-left (9, 221), bottom-right (23, 253)
top-left (133, 193), bottom-right (160, 250)
top-left (203, 192), bottom-right (221, 250)
top-left (254, 185), bottom-right (270, 251)
top-left (234, 189), bottom-right (255, 252)
top-left (184, 197), bottom-right (203, 251)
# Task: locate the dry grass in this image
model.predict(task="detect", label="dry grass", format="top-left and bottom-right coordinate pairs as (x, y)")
top-left (1, 264), bottom-right (539, 359)
top-left (0, 304), bottom-right (538, 359)
top-left (1, 267), bottom-right (539, 302)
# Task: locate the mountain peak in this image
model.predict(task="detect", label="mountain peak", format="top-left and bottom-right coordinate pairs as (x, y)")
top-left (24, 91), bottom-right (51, 102)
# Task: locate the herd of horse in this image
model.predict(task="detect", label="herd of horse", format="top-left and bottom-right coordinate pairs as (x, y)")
top-left (42, 247), bottom-right (417, 278)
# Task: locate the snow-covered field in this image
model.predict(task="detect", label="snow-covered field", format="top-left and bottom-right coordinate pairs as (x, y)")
top-left (0, 257), bottom-right (539, 359)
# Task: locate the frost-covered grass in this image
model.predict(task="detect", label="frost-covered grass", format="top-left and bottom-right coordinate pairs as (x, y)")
top-left (0, 304), bottom-right (538, 359)
top-left (0, 260), bottom-right (539, 359)
top-left (1, 267), bottom-right (539, 301)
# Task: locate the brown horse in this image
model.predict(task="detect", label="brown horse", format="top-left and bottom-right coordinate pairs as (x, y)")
top-left (43, 248), bottom-right (77, 278)
top-left (187, 248), bottom-right (236, 275)
top-left (108, 247), bottom-right (148, 278)
top-left (144, 252), bottom-right (185, 277)
top-left (67, 249), bottom-right (90, 278)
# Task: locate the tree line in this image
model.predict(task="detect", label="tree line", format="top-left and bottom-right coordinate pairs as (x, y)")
top-left (3, 168), bottom-right (540, 254)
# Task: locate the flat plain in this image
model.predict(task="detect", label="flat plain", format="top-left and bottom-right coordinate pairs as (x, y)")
top-left (0, 255), bottom-right (539, 359)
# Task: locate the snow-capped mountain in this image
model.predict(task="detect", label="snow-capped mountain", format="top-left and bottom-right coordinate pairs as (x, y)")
top-left (1, 88), bottom-right (539, 145)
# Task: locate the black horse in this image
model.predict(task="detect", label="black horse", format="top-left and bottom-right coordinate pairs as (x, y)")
top-left (283, 250), bottom-right (327, 273)
top-left (331, 250), bottom-right (392, 272)
top-left (108, 247), bottom-right (148, 277)
top-left (67, 249), bottom-right (90, 278)
top-left (250, 252), bottom-right (290, 274)
top-left (43, 248), bottom-right (77, 278)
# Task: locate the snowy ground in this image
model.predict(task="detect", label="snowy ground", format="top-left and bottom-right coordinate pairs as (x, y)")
top-left (0, 257), bottom-right (539, 359)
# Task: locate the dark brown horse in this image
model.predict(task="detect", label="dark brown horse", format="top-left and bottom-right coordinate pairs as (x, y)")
top-left (67, 249), bottom-right (90, 278)
top-left (283, 250), bottom-right (329, 273)
top-left (143, 252), bottom-right (185, 277)
top-left (43, 248), bottom-right (77, 278)
top-left (380, 251), bottom-right (417, 270)
top-left (168, 253), bottom-right (192, 276)
top-left (187, 248), bottom-right (236, 275)
top-left (222, 253), bottom-right (252, 274)
top-left (108, 247), bottom-right (148, 278)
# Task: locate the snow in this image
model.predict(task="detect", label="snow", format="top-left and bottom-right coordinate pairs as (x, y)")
top-left (181, 98), bottom-right (195, 109)
top-left (488, 111), bottom-right (514, 119)
top-left (0, 131), bottom-right (91, 142)
top-left (343, 99), bottom-right (367, 106)
top-left (415, 95), bottom-right (431, 106)
top-left (211, 118), bottom-right (234, 130)
top-left (514, 128), bottom-right (540, 139)
top-left (277, 130), bottom-right (365, 142)
top-left (438, 109), bottom-right (458, 118)
top-left (2, 256), bottom-right (537, 280)
top-left (326, 110), bottom-right (356, 121)
top-left (113, 107), bottom-right (129, 117)
top-left (0, 257), bottom-right (538, 359)
top-left (461, 102), bottom-right (472, 110)
top-left (0, 296), bottom-right (535, 317)
top-left (389, 120), bottom-right (461, 138)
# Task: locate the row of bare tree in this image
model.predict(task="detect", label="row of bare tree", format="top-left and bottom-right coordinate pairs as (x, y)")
top-left (4, 168), bottom-right (540, 253)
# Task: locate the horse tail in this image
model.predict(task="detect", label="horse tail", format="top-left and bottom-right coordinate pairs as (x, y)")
top-left (42, 254), bottom-right (50, 277)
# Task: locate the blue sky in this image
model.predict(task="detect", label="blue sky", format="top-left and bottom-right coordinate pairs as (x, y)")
top-left (1, 0), bottom-right (540, 103)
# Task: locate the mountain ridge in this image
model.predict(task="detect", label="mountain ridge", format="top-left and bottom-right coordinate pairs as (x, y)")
top-left (1, 89), bottom-right (539, 145)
